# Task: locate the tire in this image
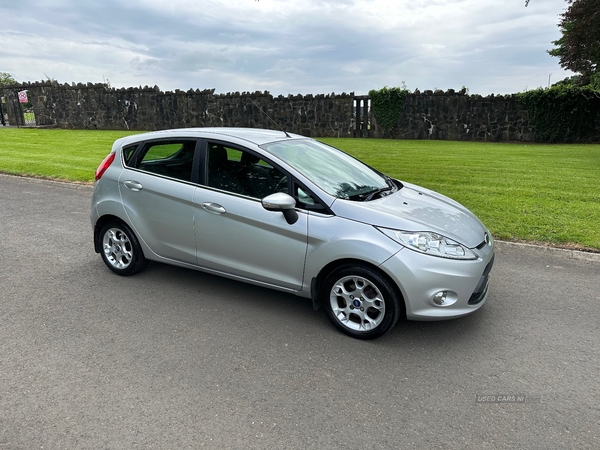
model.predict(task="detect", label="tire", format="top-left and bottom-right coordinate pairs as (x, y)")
top-left (322, 265), bottom-right (402, 339)
top-left (99, 221), bottom-right (148, 276)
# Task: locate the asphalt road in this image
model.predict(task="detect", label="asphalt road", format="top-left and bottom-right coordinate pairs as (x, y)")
top-left (1, 174), bottom-right (599, 449)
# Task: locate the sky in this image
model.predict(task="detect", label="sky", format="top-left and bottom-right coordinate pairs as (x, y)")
top-left (0, 0), bottom-right (572, 96)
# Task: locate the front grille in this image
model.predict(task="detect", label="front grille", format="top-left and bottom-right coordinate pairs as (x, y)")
top-left (468, 255), bottom-right (495, 305)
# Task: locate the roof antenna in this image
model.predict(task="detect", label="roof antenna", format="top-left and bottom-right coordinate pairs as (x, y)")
top-left (247, 97), bottom-right (292, 138)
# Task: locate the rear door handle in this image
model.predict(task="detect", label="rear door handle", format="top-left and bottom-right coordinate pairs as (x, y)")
top-left (201, 202), bottom-right (226, 214)
top-left (124, 180), bottom-right (143, 191)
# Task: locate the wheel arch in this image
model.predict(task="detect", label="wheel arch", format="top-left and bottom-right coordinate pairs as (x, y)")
top-left (93, 214), bottom-right (130, 253)
top-left (311, 258), bottom-right (406, 317)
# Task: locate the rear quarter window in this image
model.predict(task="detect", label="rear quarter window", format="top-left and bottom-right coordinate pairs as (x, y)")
top-left (122, 144), bottom-right (138, 166)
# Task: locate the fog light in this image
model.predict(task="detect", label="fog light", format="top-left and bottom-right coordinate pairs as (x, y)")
top-left (433, 291), bottom-right (447, 306)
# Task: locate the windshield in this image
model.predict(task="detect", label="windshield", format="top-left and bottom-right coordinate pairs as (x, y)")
top-left (262, 139), bottom-right (391, 200)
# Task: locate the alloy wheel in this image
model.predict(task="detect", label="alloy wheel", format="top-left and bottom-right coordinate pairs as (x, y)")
top-left (102, 227), bottom-right (133, 270)
top-left (329, 275), bottom-right (386, 331)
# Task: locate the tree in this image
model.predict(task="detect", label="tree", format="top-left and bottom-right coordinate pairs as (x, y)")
top-left (548, 0), bottom-right (600, 86)
top-left (0, 72), bottom-right (17, 88)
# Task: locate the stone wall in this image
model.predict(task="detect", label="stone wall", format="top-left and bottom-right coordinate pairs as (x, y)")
top-left (4, 82), bottom-right (599, 141)
top-left (372, 88), bottom-right (600, 142)
top-left (382, 89), bottom-right (536, 142)
top-left (2, 81), bottom-right (355, 137)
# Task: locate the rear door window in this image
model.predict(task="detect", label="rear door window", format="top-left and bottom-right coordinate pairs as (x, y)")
top-left (128, 140), bottom-right (197, 182)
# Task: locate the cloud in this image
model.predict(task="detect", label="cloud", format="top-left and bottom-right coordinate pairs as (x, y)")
top-left (0, 0), bottom-right (571, 95)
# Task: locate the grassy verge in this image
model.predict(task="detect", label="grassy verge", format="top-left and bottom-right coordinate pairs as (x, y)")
top-left (321, 138), bottom-right (600, 250)
top-left (0, 128), bottom-right (142, 182)
top-left (1, 128), bottom-right (599, 250)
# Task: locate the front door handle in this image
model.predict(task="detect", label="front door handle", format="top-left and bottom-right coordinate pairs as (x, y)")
top-left (201, 202), bottom-right (226, 214)
top-left (124, 180), bottom-right (143, 191)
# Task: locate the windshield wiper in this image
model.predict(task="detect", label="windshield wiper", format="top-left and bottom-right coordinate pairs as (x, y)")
top-left (362, 177), bottom-right (399, 201)
top-left (363, 186), bottom-right (392, 201)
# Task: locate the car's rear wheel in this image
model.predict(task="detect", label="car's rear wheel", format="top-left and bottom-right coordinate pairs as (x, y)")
top-left (322, 265), bottom-right (402, 339)
top-left (99, 221), bottom-right (148, 276)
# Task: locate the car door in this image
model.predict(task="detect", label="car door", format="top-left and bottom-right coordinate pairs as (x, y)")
top-left (118, 139), bottom-right (198, 264)
top-left (193, 142), bottom-right (308, 291)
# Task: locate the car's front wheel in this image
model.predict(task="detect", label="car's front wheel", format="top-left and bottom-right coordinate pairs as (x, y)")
top-left (99, 221), bottom-right (148, 276)
top-left (322, 265), bottom-right (402, 339)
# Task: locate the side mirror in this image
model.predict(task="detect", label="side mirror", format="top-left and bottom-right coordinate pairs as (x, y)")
top-left (261, 192), bottom-right (299, 225)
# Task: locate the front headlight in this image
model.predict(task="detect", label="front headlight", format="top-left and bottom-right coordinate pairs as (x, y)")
top-left (377, 228), bottom-right (478, 260)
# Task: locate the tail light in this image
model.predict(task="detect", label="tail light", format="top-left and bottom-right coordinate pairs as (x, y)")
top-left (95, 152), bottom-right (116, 181)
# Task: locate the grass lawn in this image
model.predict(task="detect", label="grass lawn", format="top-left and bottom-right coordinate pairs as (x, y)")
top-left (321, 138), bottom-right (600, 251)
top-left (1, 127), bottom-right (599, 250)
top-left (0, 128), bottom-right (141, 182)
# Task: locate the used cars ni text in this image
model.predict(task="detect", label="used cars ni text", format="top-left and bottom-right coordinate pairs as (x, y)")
top-left (91, 128), bottom-right (494, 339)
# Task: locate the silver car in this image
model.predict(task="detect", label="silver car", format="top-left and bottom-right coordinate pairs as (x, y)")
top-left (91, 128), bottom-right (494, 339)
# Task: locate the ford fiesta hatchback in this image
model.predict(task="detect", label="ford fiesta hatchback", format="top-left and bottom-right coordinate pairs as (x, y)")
top-left (91, 128), bottom-right (494, 339)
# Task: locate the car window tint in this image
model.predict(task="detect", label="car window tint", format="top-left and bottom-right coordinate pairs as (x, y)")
top-left (297, 187), bottom-right (315, 206)
top-left (136, 141), bottom-right (195, 182)
top-left (206, 143), bottom-right (288, 199)
top-left (142, 143), bottom-right (183, 161)
top-left (122, 144), bottom-right (137, 165)
top-left (293, 182), bottom-right (329, 213)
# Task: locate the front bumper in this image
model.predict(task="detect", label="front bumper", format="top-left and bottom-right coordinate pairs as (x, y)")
top-left (380, 241), bottom-right (495, 321)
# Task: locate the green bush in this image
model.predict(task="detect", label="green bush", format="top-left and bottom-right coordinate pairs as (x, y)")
top-left (368, 87), bottom-right (409, 137)
top-left (518, 85), bottom-right (600, 143)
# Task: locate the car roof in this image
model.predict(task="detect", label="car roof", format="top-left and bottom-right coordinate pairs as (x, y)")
top-left (113, 127), bottom-right (305, 149)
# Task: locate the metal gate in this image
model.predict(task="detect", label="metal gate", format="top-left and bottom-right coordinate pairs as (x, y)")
top-left (20, 90), bottom-right (36, 126)
top-left (353, 95), bottom-right (371, 137)
top-left (23, 109), bottom-right (37, 126)
top-left (5, 90), bottom-right (37, 127)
